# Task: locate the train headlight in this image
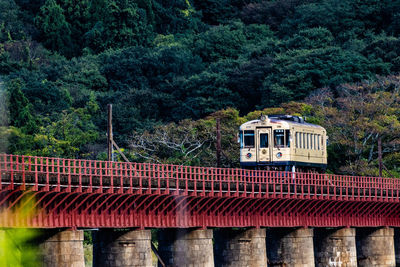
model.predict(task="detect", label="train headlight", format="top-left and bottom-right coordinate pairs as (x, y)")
top-left (246, 153), bottom-right (252, 159)
top-left (276, 152), bottom-right (282, 158)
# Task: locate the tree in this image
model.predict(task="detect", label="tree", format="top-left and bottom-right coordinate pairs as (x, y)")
top-left (0, 0), bottom-right (25, 42)
top-left (129, 108), bottom-right (243, 167)
top-left (261, 46), bottom-right (389, 107)
top-left (174, 70), bottom-right (239, 120)
top-left (193, 0), bottom-right (236, 25)
top-left (84, 0), bottom-right (154, 53)
top-left (38, 107), bottom-right (99, 157)
top-left (6, 79), bottom-right (36, 134)
top-left (152, 0), bottom-right (203, 34)
top-left (130, 119), bottom-right (213, 165)
top-left (240, 0), bottom-right (308, 31)
top-left (307, 75), bottom-right (400, 176)
top-left (189, 22), bottom-right (247, 63)
top-left (35, 0), bottom-right (72, 57)
top-left (285, 27), bottom-right (334, 49)
top-left (14, 69), bottom-right (71, 116)
top-left (361, 33), bottom-right (400, 73)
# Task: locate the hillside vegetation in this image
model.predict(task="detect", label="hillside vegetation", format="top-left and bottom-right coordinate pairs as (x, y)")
top-left (1, 0), bottom-right (400, 176)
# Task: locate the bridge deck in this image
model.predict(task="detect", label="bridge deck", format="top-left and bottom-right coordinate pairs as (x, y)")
top-left (1, 154), bottom-right (400, 228)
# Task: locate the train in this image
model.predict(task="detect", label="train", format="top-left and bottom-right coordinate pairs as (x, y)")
top-left (239, 114), bottom-right (327, 172)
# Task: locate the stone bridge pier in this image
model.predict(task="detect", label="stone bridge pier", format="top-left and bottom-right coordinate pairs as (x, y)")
top-left (356, 227), bottom-right (395, 267)
top-left (36, 229), bottom-right (84, 267)
top-left (314, 227), bottom-right (357, 267)
top-left (19, 226), bottom-right (400, 267)
top-left (157, 228), bottom-right (214, 267)
top-left (93, 229), bottom-right (152, 267)
top-left (214, 228), bottom-right (267, 267)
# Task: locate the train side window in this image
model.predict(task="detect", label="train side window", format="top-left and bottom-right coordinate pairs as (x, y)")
top-left (301, 133), bottom-right (304, 149)
top-left (285, 130), bottom-right (290, 148)
top-left (239, 131), bottom-right (243, 148)
top-left (318, 135), bottom-right (320, 150)
top-left (244, 130), bottom-right (255, 147)
top-left (299, 132), bottom-right (302, 148)
top-left (302, 133), bottom-right (305, 149)
top-left (274, 129), bottom-right (285, 148)
top-left (312, 134), bottom-right (315, 149)
top-left (306, 133), bottom-right (309, 149)
top-left (295, 132), bottom-right (299, 148)
top-left (314, 135), bottom-right (317, 150)
top-left (310, 134), bottom-right (313, 150)
top-left (260, 133), bottom-right (268, 148)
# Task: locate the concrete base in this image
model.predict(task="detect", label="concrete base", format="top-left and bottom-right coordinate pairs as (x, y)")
top-left (38, 230), bottom-right (84, 267)
top-left (356, 227), bottom-right (395, 267)
top-left (214, 228), bottom-right (267, 267)
top-left (158, 228), bottom-right (214, 267)
top-left (314, 228), bottom-right (357, 267)
top-left (93, 229), bottom-right (152, 267)
top-left (267, 227), bottom-right (314, 267)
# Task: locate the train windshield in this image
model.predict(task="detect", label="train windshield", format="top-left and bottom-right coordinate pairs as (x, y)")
top-left (274, 129), bottom-right (290, 148)
top-left (244, 130), bottom-right (255, 147)
top-left (260, 133), bottom-right (268, 148)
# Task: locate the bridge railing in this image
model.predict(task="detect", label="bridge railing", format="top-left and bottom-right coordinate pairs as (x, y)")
top-left (0, 154), bottom-right (399, 201)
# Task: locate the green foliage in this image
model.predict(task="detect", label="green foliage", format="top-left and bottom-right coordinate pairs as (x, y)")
top-left (0, 220), bottom-right (39, 266)
top-left (189, 22), bottom-right (247, 62)
top-left (261, 46), bottom-right (389, 106)
top-left (152, 0), bottom-right (204, 34)
top-left (0, 193), bottom-right (39, 266)
top-left (6, 79), bottom-right (36, 133)
top-left (35, 0), bottom-right (72, 56)
top-left (285, 27), bottom-right (334, 49)
top-left (306, 75), bottom-right (400, 175)
top-left (85, 0), bottom-right (154, 54)
top-left (361, 33), bottom-right (400, 72)
top-left (15, 69), bottom-right (71, 115)
top-left (130, 108), bottom-right (243, 167)
top-left (0, 0), bottom-right (26, 42)
top-left (193, 0), bottom-right (236, 25)
top-left (37, 107), bottom-right (99, 157)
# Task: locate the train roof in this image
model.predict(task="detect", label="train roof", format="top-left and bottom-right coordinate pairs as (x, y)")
top-left (239, 115), bottom-right (325, 130)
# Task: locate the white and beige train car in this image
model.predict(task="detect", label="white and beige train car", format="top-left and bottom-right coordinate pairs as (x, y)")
top-left (239, 115), bottom-right (327, 171)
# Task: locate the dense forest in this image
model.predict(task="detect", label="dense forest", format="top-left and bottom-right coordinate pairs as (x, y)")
top-left (1, 0), bottom-right (400, 176)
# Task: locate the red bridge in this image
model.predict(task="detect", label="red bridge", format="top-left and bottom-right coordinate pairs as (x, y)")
top-left (1, 153), bottom-right (400, 228)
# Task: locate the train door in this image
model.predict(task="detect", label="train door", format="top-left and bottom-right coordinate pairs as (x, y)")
top-left (256, 128), bottom-right (271, 163)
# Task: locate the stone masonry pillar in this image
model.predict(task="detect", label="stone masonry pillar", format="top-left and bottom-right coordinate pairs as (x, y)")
top-left (158, 228), bottom-right (214, 267)
top-left (214, 228), bottom-right (267, 267)
top-left (314, 227), bottom-right (357, 267)
top-left (356, 227), bottom-right (395, 267)
top-left (93, 229), bottom-right (152, 267)
top-left (37, 230), bottom-right (84, 267)
top-left (267, 227), bottom-right (314, 267)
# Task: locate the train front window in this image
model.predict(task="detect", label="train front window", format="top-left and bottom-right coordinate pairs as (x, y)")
top-left (244, 130), bottom-right (255, 147)
top-left (274, 130), bottom-right (285, 148)
top-left (239, 131), bottom-right (243, 148)
top-left (260, 133), bottom-right (268, 148)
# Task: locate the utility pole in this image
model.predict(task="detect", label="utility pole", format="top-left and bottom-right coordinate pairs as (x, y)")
top-left (107, 104), bottom-right (113, 161)
top-left (106, 105), bottom-right (164, 265)
top-left (216, 118), bottom-right (221, 168)
top-left (107, 104), bottom-right (130, 163)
